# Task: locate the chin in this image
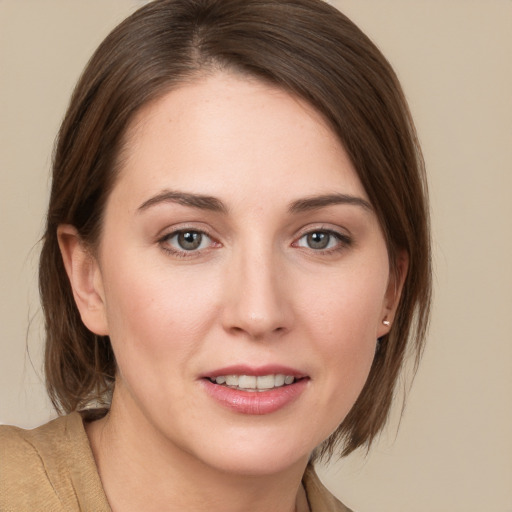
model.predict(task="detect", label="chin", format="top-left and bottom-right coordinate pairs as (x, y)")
top-left (200, 445), bottom-right (310, 478)
top-left (176, 422), bottom-right (322, 478)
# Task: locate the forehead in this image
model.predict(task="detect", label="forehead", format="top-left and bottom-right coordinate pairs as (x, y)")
top-left (113, 72), bottom-right (367, 209)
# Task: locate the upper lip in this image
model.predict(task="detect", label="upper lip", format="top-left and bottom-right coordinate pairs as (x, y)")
top-left (202, 364), bottom-right (307, 379)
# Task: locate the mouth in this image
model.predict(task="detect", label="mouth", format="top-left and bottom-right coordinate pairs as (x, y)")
top-left (206, 374), bottom-right (299, 392)
top-left (201, 365), bottom-right (309, 414)
top-left (202, 368), bottom-right (309, 414)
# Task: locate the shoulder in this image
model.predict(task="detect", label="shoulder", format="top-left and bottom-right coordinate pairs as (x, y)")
top-left (303, 465), bottom-right (355, 512)
top-left (0, 415), bottom-right (73, 510)
top-left (1, 411), bottom-right (80, 458)
top-left (0, 413), bottom-right (110, 512)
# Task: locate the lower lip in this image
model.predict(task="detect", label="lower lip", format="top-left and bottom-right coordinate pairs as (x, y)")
top-left (201, 378), bottom-right (308, 415)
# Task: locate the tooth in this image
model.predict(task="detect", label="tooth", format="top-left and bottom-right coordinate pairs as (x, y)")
top-left (256, 375), bottom-right (275, 389)
top-left (238, 375), bottom-right (257, 389)
top-left (275, 374), bottom-right (286, 387)
top-left (226, 375), bottom-right (238, 386)
top-left (213, 374), bottom-right (296, 389)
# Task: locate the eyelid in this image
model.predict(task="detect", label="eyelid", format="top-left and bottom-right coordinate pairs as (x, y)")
top-left (155, 221), bottom-right (215, 240)
top-left (291, 225), bottom-right (353, 252)
top-left (157, 224), bottom-right (221, 257)
top-left (294, 223), bottom-right (351, 241)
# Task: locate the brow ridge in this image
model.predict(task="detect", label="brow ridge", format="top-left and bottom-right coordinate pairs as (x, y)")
top-left (137, 190), bottom-right (227, 213)
top-left (138, 190), bottom-right (371, 215)
top-left (288, 193), bottom-right (372, 213)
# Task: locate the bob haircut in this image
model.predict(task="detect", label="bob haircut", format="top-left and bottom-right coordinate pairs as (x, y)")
top-left (40, 0), bottom-right (431, 459)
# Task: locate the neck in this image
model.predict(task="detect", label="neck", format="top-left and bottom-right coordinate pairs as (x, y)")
top-left (85, 392), bottom-right (310, 512)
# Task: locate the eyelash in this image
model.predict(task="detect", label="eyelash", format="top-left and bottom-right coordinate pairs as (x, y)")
top-left (158, 228), bottom-right (219, 258)
top-left (292, 228), bottom-right (352, 255)
top-left (158, 227), bottom-right (352, 258)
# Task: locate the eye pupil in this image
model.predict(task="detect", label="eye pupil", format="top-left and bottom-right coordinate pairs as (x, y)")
top-left (307, 232), bottom-right (329, 249)
top-left (178, 231), bottom-right (202, 250)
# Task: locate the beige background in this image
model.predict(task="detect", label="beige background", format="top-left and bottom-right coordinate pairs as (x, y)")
top-left (1, 1), bottom-right (511, 511)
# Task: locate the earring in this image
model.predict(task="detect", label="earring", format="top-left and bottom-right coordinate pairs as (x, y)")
top-left (382, 320), bottom-right (391, 326)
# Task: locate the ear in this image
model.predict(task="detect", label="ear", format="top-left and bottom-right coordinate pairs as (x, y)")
top-left (57, 225), bottom-right (109, 336)
top-left (377, 250), bottom-right (409, 338)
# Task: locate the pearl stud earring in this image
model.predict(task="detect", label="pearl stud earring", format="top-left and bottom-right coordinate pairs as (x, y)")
top-left (383, 320), bottom-right (391, 326)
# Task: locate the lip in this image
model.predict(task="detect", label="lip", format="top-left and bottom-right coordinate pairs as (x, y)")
top-left (202, 364), bottom-right (307, 379)
top-left (200, 365), bottom-right (309, 415)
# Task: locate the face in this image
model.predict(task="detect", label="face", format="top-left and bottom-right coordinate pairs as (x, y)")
top-left (73, 73), bottom-right (398, 476)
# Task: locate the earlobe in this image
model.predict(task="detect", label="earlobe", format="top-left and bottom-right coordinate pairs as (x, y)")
top-left (57, 225), bottom-right (109, 336)
top-left (377, 251), bottom-right (409, 338)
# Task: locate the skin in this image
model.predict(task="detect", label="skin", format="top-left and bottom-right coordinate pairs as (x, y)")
top-left (59, 72), bottom-right (404, 512)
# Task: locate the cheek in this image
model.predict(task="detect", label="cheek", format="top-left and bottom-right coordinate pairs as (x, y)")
top-left (300, 262), bottom-right (389, 344)
top-left (297, 260), bottom-right (389, 409)
top-left (99, 254), bottom-right (220, 366)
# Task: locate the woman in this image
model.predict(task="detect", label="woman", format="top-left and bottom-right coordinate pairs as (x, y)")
top-left (0, 0), bottom-right (431, 510)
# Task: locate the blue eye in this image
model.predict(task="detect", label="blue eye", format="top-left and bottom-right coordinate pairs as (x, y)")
top-left (165, 230), bottom-right (212, 251)
top-left (296, 230), bottom-right (347, 251)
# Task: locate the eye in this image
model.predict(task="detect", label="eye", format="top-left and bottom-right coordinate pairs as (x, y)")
top-left (295, 230), bottom-right (349, 251)
top-left (162, 230), bottom-right (213, 252)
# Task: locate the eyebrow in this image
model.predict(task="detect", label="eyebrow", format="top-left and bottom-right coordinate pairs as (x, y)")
top-left (137, 190), bottom-right (372, 215)
top-left (137, 190), bottom-right (228, 213)
top-left (288, 193), bottom-right (373, 213)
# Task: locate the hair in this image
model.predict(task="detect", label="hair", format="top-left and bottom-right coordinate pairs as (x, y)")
top-left (39, 0), bottom-right (431, 459)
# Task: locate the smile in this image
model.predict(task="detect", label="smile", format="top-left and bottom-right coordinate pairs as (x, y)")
top-left (208, 374), bottom-right (296, 392)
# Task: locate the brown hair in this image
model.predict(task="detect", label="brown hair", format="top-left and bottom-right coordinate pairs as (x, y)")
top-left (40, 0), bottom-right (431, 458)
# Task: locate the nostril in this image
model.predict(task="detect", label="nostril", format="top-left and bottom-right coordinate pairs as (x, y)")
top-left (221, 285), bottom-right (293, 339)
top-left (227, 324), bottom-right (287, 340)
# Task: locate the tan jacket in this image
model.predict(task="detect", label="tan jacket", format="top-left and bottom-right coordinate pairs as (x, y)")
top-left (0, 413), bottom-right (352, 511)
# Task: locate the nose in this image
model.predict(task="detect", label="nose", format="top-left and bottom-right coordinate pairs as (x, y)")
top-left (221, 243), bottom-right (294, 340)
